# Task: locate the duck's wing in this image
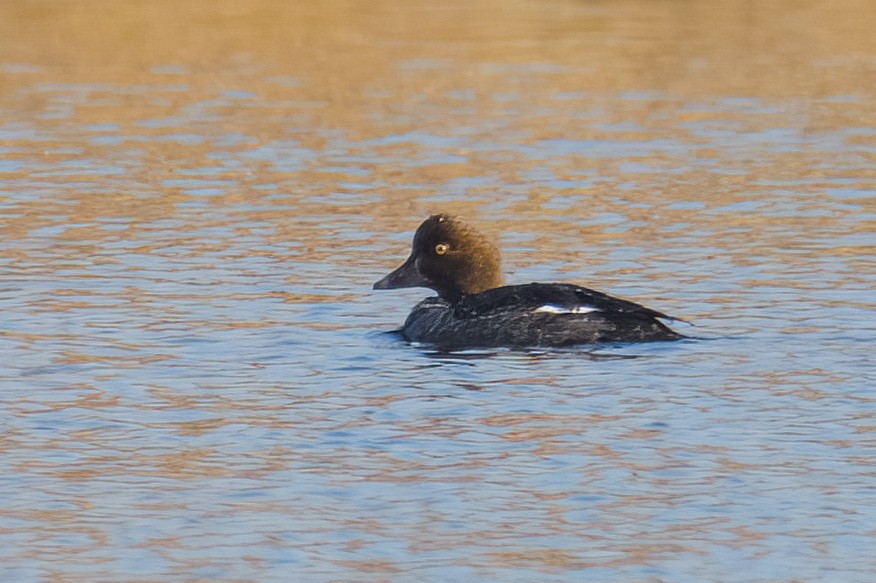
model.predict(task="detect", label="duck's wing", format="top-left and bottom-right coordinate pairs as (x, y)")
top-left (460, 283), bottom-right (680, 322)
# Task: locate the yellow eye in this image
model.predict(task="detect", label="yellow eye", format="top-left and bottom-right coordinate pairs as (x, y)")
top-left (434, 243), bottom-right (450, 255)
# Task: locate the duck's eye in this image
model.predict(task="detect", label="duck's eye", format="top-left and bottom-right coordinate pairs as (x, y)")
top-left (434, 243), bottom-right (450, 255)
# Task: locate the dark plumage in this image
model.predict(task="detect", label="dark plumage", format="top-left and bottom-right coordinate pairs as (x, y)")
top-left (374, 214), bottom-right (685, 349)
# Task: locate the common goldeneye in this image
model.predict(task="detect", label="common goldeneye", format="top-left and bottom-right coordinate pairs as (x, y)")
top-left (374, 214), bottom-right (685, 348)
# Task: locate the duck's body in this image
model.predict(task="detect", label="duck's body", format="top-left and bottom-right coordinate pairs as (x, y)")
top-left (374, 214), bottom-right (685, 349)
top-left (400, 283), bottom-right (681, 348)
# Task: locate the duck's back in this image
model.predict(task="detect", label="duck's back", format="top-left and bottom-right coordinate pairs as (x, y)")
top-left (400, 283), bottom-right (683, 349)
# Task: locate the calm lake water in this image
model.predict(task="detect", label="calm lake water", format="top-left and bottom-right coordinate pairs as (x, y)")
top-left (1, 1), bottom-right (875, 581)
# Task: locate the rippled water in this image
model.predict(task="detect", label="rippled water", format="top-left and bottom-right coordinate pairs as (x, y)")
top-left (1, 1), bottom-right (875, 581)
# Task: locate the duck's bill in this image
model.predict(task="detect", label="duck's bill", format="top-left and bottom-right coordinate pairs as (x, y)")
top-left (373, 256), bottom-right (430, 290)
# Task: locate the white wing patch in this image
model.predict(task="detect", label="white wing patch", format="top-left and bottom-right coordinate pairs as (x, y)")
top-left (534, 305), bottom-right (599, 315)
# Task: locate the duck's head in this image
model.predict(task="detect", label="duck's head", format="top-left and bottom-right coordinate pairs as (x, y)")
top-left (373, 214), bottom-right (504, 303)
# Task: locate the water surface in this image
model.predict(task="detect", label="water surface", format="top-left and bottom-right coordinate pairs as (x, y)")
top-left (1, 1), bottom-right (874, 581)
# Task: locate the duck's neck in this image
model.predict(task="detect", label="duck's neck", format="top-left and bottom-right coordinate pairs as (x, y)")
top-left (437, 285), bottom-right (465, 304)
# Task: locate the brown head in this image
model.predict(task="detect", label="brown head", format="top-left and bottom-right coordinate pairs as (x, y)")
top-left (373, 214), bottom-right (504, 303)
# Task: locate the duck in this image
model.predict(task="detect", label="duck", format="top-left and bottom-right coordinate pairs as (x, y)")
top-left (373, 214), bottom-right (685, 349)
